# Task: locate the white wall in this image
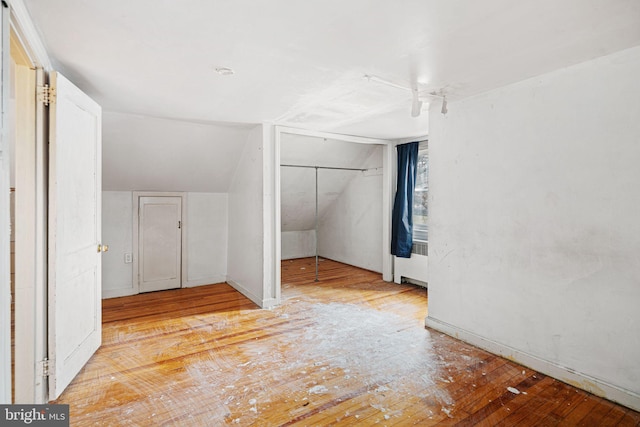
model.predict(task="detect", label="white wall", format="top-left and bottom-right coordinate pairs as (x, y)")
top-left (102, 191), bottom-right (133, 298)
top-left (185, 193), bottom-right (228, 287)
top-left (426, 46), bottom-right (640, 410)
top-left (318, 147), bottom-right (383, 272)
top-left (227, 126), bottom-right (265, 306)
top-left (281, 230), bottom-right (316, 260)
top-left (102, 112), bottom-right (252, 192)
top-left (102, 191), bottom-right (228, 298)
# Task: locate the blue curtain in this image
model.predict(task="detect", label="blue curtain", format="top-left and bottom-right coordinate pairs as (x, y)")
top-left (391, 142), bottom-right (420, 258)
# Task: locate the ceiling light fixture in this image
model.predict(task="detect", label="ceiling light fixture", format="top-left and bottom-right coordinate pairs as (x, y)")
top-left (215, 67), bottom-right (235, 76)
top-left (411, 89), bottom-right (423, 118)
top-left (364, 74), bottom-right (448, 116)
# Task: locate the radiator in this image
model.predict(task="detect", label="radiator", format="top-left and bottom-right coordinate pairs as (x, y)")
top-left (393, 242), bottom-right (428, 287)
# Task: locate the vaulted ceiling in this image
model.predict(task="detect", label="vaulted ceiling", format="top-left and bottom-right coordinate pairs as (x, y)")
top-left (23, 0), bottom-right (640, 139)
top-left (101, 112), bottom-right (255, 192)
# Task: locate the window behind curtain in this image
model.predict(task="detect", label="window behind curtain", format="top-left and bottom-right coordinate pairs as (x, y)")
top-left (413, 143), bottom-right (428, 243)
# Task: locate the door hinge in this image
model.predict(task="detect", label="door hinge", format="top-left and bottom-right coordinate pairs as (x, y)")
top-left (38, 358), bottom-right (52, 377)
top-left (37, 84), bottom-right (56, 106)
top-left (178, 221), bottom-right (181, 229)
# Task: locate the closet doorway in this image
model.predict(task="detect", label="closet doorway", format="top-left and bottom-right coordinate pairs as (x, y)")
top-left (8, 27), bottom-right (46, 404)
top-left (275, 128), bottom-right (393, 288)
top-left (133, 192), bottom-right (185, 293)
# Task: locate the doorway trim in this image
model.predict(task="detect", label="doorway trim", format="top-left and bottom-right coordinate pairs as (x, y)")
top-left (1, 0), bottom-right (52, 404)
top-left (132, 191), bottom-right (187, 294)
top-left (269, 125), bottom-right (393, 308)
top-left (0, 4), bottom-right (10, 405)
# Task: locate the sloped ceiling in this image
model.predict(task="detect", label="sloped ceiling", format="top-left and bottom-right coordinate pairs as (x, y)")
top-left (102, 112), bottom-right (254, 192)
top-left (23, 0), bottom-right (640, 140)
top-left (280, 134), bottom-right (381, 231)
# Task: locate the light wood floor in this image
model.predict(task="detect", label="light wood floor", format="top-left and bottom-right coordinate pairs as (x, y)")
top-left (55, 258), bottom-right (640, 426)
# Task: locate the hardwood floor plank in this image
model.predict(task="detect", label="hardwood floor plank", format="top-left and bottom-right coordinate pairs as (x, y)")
top-left (497, 377), bottom-right (573, 426)
top-left (52, 258), bottom-right (640, 426)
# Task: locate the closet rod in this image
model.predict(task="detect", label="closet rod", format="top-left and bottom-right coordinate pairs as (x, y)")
top-left (282, 163), bottom-right (372, 281)
top-left (280, 164), bottom-right (367, 172)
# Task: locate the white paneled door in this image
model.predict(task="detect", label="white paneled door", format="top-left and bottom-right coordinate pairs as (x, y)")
top-left (138, 196), bottom-right (182, 293)
top-left (48, 72), bottom-right (102, 400)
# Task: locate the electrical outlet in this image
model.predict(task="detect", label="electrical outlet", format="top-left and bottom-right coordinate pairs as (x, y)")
top-left (124, 253), bottom-right (133, 264)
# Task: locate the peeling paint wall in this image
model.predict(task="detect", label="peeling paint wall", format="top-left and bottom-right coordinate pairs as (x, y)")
top-left (428, 46), bottom-right (640, 402)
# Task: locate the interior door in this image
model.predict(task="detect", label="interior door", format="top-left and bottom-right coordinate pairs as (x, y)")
top-left (138, 196), bottom-right (182, 293)
top-left (48, 71), bottom-right (102, 400)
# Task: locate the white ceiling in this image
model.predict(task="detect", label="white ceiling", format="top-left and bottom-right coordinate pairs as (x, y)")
top-left (280, 134), bottom-right (381, 231)
top-left (23, 0), bottom-right (640, 139)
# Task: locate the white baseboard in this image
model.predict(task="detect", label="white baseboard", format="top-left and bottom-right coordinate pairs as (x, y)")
top-left (102, 287), bottom-right (137, 299)
top-left (183, 275), bottom-right (227, 288)
top-left (425, 316), bottom-right (640, 412)
top-left (261, 298), bottom-right (279, 309)
top-left (226, 278), bottom-right (263, 308)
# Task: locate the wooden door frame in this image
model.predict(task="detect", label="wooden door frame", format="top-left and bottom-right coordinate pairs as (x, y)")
top-left (132, 191), bottom-right (187, 294)
top-left (11, 31), bottom-right (39, 404)
top-left (0, 4), bottom-right (11, 405)
top-left (0, 0), bottom-right (52, 404)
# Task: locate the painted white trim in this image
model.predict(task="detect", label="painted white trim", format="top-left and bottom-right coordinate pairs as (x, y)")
top-left (275, 125), bottom-right (389, 145)
top-left (261, 298), bottom-right (278, 309)
top-left (131, 194), bottom-right (140, 295)
top-left (273, 126), bottom-right (282, 303)
top-left (226, 278), bottom-right (262, 308)
top-left (34, 67), bottom-right (49, 403)
top-left (381, 143), bottom-right (393, 281)
top-left (395, 135), bottom-right (428, 145)
top-left (180, 192), bottom-right (188, 288)
top-left (2, 6), bottom-right (49, 403)
top-left (31, 67), bottom-right (46, 405)
top-left (102, 287), bottom-right (137, 300)
top-left (425, 316), bottom-right (640, 412)
top-left (0, 4), bottom-right (11, 404)
top-left (2, 1), bottom-right (53, 404)
top-left (6, 0), bottom-right (53, 403)
top-left (262, 124), bottom-right (278, 306)
top-left (183, 275), bottom-right (227, 288)
top-left (132, 191), bottom-right (186, 294)
top-left (8, 0), bottom-right (51, 70)
top-left (12, 57), bottom-right (40, 404)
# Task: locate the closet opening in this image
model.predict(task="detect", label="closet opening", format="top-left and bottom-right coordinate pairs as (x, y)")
top-left (8, 26), bottom-right (47, 404)
top-left (277, 129), bottom-right (391, 286)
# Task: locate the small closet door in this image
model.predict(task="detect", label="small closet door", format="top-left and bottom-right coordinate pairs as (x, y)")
top-left (138, 196), bottom-right (182, 293)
